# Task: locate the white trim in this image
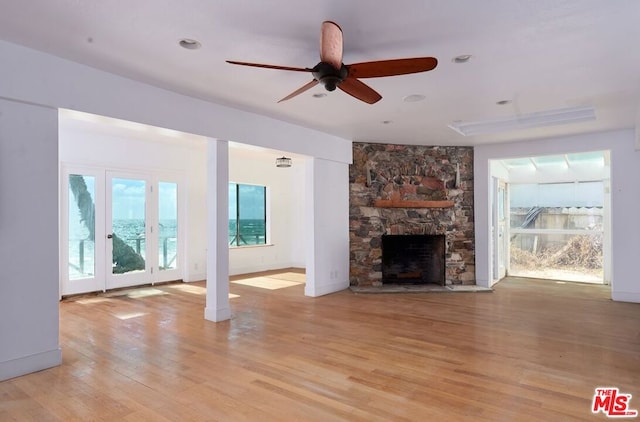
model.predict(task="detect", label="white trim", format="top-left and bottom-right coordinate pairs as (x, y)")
top-left (229, 262), bottom-right (300, 277)
top-left (611, 291), bottom-right (640, 303)
top-left (204, 306), bottom-right (232, 322)
top-left (0, 348), bottom-right (62, 382)
top-left (184, 272), bottom-right (206, 282)
top-left (304, 279), bottom-right (348, 297)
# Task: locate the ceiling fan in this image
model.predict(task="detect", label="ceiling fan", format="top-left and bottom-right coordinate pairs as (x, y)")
top-left (227, 21), bottom-right (438, 104)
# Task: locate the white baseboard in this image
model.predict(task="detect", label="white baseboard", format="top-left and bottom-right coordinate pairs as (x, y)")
top-left (305, 279), bottom-right (349, 297)
top-left (611, 290), bottom-right (640, 303)
top-left (229, 262), bottom-right (300, 276)
top-left (184, 272), bottom-right (206, 282)
top-left (204, 306), bottom-right (231, 322)
top-left (0, 347), bottom-right (62, 382)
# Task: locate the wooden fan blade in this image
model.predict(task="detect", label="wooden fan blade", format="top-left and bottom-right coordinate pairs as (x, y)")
top-left (347, 57), bottom-right (438, 78)
top-left (320, 21), bottom-right (343, 70)
top-left (278, 80), bottom-right (319, 103)
top-left (226, 60), bottom-right (312, 73)
top-left (338, 77), bottom-right (382, 104)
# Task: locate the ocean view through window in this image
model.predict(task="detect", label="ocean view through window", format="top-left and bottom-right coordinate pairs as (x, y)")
top-left (229, 183), bottom-right (267, 247)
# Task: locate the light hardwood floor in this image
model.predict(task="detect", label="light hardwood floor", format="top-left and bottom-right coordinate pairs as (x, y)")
top-left (1, 272), bottom-right (639, 421)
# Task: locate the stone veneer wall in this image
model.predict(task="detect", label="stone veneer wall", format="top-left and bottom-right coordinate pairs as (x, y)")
top-left (349, 143), bottom-right (475, 286)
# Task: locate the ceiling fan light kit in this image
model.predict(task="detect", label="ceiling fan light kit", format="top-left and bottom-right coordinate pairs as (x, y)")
top-left (448, 106), bottom-right (596, 136)
top-left (227, 21), bottom-right (437, 104)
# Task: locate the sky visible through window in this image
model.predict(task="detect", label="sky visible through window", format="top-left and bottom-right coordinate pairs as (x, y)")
top-left (111, 178), bottom-right (177, 220)
top-left (229, 183), bottom-right (265, 220)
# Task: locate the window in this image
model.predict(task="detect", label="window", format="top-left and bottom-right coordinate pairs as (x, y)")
top-left (228, 183), bottom-right (267, 247)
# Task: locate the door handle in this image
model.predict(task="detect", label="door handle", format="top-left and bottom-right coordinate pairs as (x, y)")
top-left (107, 234), bottom-right (113, 239)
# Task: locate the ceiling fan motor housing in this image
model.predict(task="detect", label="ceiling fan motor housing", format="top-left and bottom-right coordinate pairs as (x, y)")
top-left (312, 62), bottom-right (348, 91)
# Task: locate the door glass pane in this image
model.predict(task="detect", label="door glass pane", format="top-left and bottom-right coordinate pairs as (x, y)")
top-left (111, 178), bottom-right (146, 274)
top-left (158, 182), bottom-right (178, 270)
top-left (68, 174), bottom-right (95, 280)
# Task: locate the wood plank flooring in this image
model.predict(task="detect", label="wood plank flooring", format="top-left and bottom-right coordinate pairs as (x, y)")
top-left (1, 272), bottom-right (639, 421)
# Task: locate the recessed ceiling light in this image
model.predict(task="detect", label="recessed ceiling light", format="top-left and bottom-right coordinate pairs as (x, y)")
top-left (452, 54), bottom-right (472, 63)
top-left (403, 94), bottom-right (426, 102)
top-left (179, 38), bottom-right (201, 50)
top-left (496, 99), bottom-right (512, 105)
top-left (312, 93), bottom-right (327, 98)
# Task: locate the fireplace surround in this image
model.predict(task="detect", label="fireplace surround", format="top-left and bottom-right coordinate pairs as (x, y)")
top-left (349, 142), bottom-right (475, 287)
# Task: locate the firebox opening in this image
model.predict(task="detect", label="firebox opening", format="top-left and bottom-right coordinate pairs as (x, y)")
top-left (381, 234), bottom-right (446, 285)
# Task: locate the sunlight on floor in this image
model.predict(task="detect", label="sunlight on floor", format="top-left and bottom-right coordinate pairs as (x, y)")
top-left (166, 284), bottom-right (206, 295)
top-left (76, 297), bottom-right (113, 305)
top-left (114, 311), bottom-right (147, 320)
top-left (232, 273), bottom-right (304, 290)
top-left (120, 288), bottom-right (168, 299)
top-left (165, 283), bottom-right (240, 298)
top-left (273, 272), bottom-right (306, 283)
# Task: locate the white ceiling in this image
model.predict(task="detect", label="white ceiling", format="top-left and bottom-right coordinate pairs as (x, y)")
top-left (2, 1), bottom-right (640, 146)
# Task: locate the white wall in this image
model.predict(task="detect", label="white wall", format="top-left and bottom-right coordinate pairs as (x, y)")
top-left (0, 99), bottom-right (62, 381)
top-left (475, 129), bottom-right (640, 303)
top-left (59, 118), bottom-right (209, 282)
top-left (59, 123), bottom-right (307, 280)
top-left (0, 40), bottom-right (352, 379)
top-left (228, 147), bottom-right (306, 275)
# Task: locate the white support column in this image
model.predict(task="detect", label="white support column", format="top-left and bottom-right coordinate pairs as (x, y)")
top-left (204, 139), bottom-right (231, 322)
top-left (304, 157), bottom-right (350, 297)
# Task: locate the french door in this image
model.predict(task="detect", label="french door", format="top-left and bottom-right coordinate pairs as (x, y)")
top-left (61, 166), bottom-right (182, 296)
top-left (106, 172), bottom-right (152, 289)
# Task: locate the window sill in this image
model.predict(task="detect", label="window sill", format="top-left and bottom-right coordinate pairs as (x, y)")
top-left (229, 244), bottom-right (274, 250)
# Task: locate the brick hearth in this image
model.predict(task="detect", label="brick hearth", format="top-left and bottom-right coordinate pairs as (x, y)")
top-left (349, 143), bottom-right (475, 287)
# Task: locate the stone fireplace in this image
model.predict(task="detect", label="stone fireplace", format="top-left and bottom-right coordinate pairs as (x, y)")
top-left (350, 143), bottom-right (475, 287)
top-left (382, 234), bottom-right (446, 285)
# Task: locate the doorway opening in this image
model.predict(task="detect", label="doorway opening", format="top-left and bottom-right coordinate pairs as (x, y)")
top-left (491, 151), bottom-right (610, 285)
